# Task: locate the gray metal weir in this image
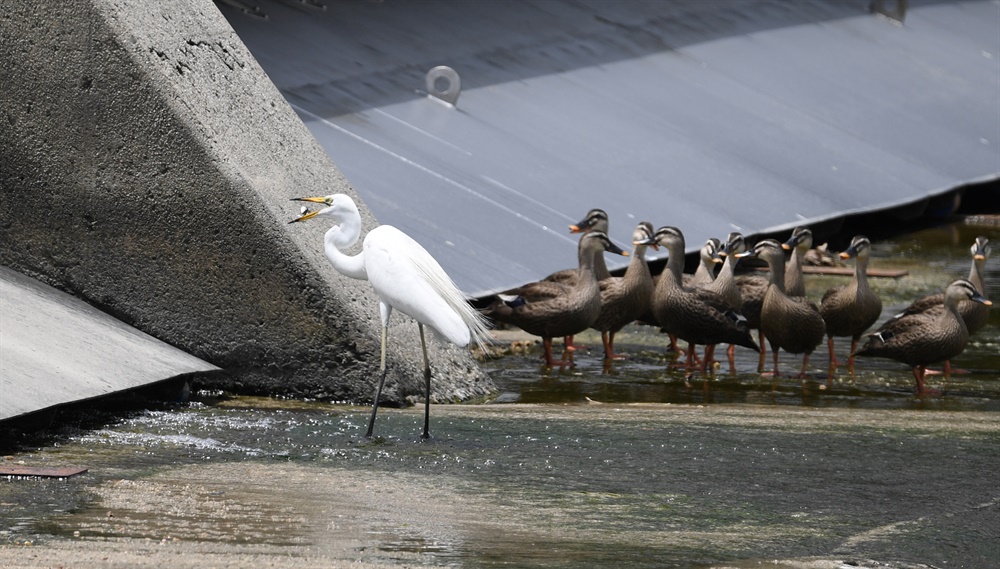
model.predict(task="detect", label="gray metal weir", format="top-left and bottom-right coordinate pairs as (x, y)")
top-left (220, 0), bottom-right (1000, 298)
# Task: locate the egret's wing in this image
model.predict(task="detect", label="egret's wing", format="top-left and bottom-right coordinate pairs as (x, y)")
top-left (365, 226), bottom-right (492, 350)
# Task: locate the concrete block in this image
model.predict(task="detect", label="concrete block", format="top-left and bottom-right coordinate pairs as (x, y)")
top-left (0, 0), bottom-right (493, 406)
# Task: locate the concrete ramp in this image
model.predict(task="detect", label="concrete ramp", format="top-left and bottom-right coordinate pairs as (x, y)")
top-left (1, 267), bottom-right (219, 422)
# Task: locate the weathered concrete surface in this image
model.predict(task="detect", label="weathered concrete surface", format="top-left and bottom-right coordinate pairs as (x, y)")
top-left (0, 1), bottom-right (493, 405)
top-left (0, 267), bottom-right (218, 422)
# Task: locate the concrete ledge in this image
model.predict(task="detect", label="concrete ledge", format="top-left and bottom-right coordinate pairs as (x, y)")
top-left (0, 0), bottom-right (493, 406)
top-left (0, 267), bottom-right (217, 422)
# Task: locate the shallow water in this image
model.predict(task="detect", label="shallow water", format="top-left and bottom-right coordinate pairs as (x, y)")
top-left (1, 219), bottom-right (999, 568)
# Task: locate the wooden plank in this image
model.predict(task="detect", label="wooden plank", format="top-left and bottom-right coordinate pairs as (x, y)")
top-left (0, 466), bottom-right (89, 478)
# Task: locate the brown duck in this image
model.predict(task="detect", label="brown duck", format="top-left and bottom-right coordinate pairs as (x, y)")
top-left (485, 231), bottom-right (627, 367)
top-left (853, 279), bottom-right (991, 395)
top-left (733, 234), bottom-right (770, 371)
top-left (882, 236), bottom-right (991, 375)
top-left (782, 226), bottom-right (813, 297)
top-left (591, 222), bottom-right (655, 360)
top-left (543, 208), bottom-right (612, 285)
top-left (540, 208), bottom-right (612, 357)
top-left (687, 237), bottom-right (722, 288)
top-left (636, 236), bottom-right (721, 356)
top-left (738, 239), bottom-right (825, 377)
top-left (733, 226), bottom-right (812, 372)
top-left (641, 226), bottom-right (759, 372)
top-left (702, 232), bottom-right (749, 372)
top-left (819, 235), bottom-right (883, 371)
top-left (892, 236), bottom-right (991, 334)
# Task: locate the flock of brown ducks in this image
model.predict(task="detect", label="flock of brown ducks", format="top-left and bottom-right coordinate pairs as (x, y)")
top-left (484, 209), bottom-right (993, 395)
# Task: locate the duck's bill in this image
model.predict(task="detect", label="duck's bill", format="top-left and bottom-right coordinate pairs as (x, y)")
top-left (606, 243), bottom-right (629, 256)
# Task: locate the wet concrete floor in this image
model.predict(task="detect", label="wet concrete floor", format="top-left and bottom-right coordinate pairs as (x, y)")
top-left (1, 219), bottom-right (998, 568)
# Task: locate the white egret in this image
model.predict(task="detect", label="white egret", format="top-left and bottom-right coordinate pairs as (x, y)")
top-left (289, 193), bottom-right (492, 439)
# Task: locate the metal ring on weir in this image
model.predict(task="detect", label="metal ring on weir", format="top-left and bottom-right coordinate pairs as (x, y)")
top-left (425, 66), bottom-right (461, 106)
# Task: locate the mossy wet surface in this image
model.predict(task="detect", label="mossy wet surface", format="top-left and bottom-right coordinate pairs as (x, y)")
top-left (2, 220), bottom-right (998, 568)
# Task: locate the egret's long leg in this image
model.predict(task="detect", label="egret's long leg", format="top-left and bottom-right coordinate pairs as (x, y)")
top-left (419, 324), bottom-right (432, 439)
top-left (366, 325), bottom-right (389, 438)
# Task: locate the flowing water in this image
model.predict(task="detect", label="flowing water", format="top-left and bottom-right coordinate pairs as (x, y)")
top-left (2, 219), bottom-right (999, 568)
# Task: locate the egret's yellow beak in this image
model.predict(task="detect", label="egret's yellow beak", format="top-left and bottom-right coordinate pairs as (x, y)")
top-left (288, 196), bottom-right (329, 223)
top-left (288, 209), bottom-right (320, 224)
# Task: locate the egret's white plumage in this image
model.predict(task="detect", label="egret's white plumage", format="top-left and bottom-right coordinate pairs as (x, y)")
top-left (289, 193), bottom-right (490, 438)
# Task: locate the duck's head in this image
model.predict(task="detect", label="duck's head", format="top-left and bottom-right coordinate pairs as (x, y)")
top-left (569, 208), bottom-right (609, 234)
top-left (701, 237), bottom-right (723, 265)
top-left (840, 235), bottom-right (872, 260)
top-left (720, 232), bottom-right (747, 258)
top-left (631, 222), bottom-right (655, 245)
top-left (635, 226), bottom-right (683, 251)
top-left (972, 236), bottom-right (991, 262)
top-left (945, 279), bottom-right (991, 307)
top-left (581, 230), bottom-right (628, 257)
top-left (738, 238), bottom-right (784, 263)
top-left (782, 226), bottom-right (813, 252)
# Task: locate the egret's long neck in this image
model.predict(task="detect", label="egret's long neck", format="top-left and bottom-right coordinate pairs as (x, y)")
top-left (324, 217), bottom-right (367, 281)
